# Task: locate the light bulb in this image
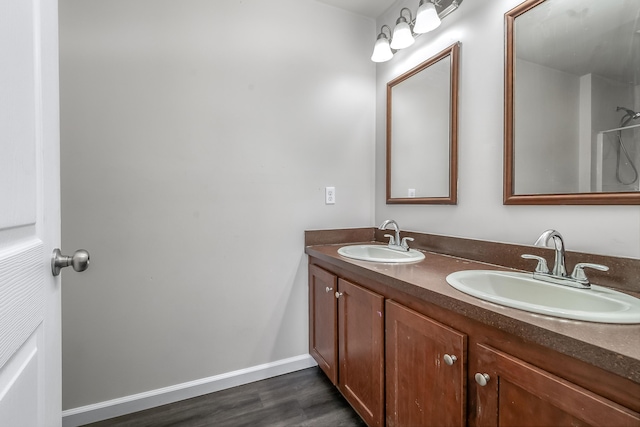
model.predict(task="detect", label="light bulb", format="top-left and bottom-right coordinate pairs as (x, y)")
top-left (414, 1), bottom-right (441, 34)
top-left (371, 35), bottom-right (393, 62)
top-left (390, 18), bottom-right (414, 49)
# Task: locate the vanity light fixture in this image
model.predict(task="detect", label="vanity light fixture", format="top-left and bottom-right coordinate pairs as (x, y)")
top-left (371, 0), bottom-right (462, 63)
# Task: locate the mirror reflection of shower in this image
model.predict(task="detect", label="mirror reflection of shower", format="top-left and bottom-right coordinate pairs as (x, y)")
top-left (594, 9), bottom-right (640, 193)
top-left (615, 106), bottom-right (639, 185)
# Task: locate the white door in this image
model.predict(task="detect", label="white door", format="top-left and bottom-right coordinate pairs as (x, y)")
top-left (0, 0), bottom-right (62, 425)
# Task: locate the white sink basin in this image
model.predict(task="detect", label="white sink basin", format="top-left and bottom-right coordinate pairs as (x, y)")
top-left (446, 270), bottom-right (640, 324)
top-left (338, 244), bottom-right (425, 264)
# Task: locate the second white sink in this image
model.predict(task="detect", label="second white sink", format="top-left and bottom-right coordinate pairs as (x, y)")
top-left (338, 244), bottom-right (425, 263)
top-left (446, 270), bottom-right (640, 324)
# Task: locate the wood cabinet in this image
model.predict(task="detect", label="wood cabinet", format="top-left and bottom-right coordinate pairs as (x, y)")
top-left (308, 265), bottom-right (385, 427)
top-left (385, 300), bottom-right (467, 427)
top-left (308, 264), bottom-right (338, 384)
top-left (474, 343), bottom-right (640, 427)
top-left (308, 259), bottom-right (640, 427)
top-left (338, 278), bottom-right (385, 427)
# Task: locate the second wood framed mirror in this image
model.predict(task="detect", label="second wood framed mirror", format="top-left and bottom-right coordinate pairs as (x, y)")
top-left (504, 0), bottom-right (640, 205)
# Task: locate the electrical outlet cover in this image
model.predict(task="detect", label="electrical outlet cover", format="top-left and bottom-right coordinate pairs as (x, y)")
top-left (325, 187), bottom-right (335, 204)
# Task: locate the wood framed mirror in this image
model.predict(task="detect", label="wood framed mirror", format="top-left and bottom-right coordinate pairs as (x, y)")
top-left (504, 0), bottom-right (640, 205)
top-left (386, 43), bottom-right (459, 204)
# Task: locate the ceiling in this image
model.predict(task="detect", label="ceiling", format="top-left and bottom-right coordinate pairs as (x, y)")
top-left (314, 0), bottom-right (396, 19)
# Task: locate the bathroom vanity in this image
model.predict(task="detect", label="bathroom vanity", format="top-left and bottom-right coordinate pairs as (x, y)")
top-left (305, 229), bottom-right (640, 427)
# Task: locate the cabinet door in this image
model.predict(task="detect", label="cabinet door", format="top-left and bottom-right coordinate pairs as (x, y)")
top-left (308, 264), bottom-right (338, 384)
top-left (475, 344), bottom-right (640, 427)
top-left (338, 278), bottom-right (385, 427)
top-left (386, 300), bottom-right (467, 427)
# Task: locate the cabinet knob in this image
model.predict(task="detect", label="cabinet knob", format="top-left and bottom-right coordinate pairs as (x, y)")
top-left (335, 291), bottom-right (343, 299)
top-left (325, 287), bottom-right (333, 293)
top-left (443, 354), bottom-right (457, 366)
top-left (475, 373), bottom-right (490, 386)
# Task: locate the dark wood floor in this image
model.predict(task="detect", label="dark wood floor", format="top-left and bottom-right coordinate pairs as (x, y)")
top-left (85, 367), bottom-right (366, 427)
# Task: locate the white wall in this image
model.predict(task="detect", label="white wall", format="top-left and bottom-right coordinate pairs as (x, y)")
top-left (375, 0), bottom-right (640, 258)
top-left (59, 0), bottom-right (375, 410)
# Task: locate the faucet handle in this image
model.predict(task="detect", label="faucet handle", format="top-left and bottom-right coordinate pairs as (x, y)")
top-left (384, 234), bottom-right (396, 246)
top-left (521, 254), bottom-right (550, 274)
top-left (570, 263), bottom-right (609, 283)
top-left (400, 237), bottom-right (414, 250)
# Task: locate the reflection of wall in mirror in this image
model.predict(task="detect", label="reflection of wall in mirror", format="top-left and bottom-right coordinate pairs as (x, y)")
top-left (515, 60), bottom-right (639, 195)
top-left (515, 59), bottom-right (579, 195)
top-left (391, 58), bottom-right (450, 198)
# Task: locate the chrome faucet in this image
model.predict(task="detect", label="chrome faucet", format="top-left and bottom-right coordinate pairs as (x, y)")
top-left (534, 229), bottom-right (567, 277)
top-left (378, 219), bottom-right (413, 251)
top-left (521, 229), bottom-right (609, 289)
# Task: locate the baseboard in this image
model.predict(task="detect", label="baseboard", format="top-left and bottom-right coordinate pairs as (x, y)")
top-left (62, 354), bottom-right (317, 427)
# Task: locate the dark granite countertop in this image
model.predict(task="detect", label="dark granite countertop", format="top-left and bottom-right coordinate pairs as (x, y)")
top-left (305, 242), bottom-right (640, 384)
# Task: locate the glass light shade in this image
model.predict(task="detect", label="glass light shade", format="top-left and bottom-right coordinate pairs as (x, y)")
top-left (414, 1), bottom-right (441, 34)
top-left (390, 20), bottom-right (414, 49)
top-left (371, 36), bottom-right (393, 62)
